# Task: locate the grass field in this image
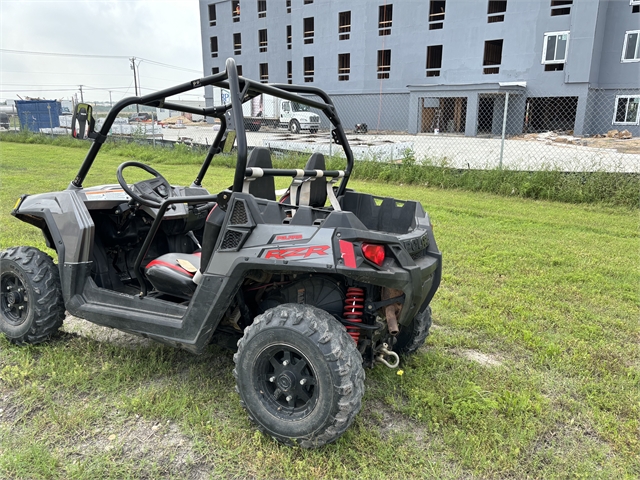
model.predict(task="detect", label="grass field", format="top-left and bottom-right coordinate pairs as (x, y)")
top-left (1, 142), bottom-right (639, 479)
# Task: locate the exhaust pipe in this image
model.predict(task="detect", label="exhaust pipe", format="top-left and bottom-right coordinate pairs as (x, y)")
top-left (381, 287), bottom-right (403, 336)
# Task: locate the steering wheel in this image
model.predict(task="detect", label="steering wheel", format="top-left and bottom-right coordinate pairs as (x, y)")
top-left (116, 161), bottom-right (172, 208)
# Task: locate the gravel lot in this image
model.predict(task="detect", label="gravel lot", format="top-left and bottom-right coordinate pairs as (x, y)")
top-left (157, 125), bottom-right (640, 173)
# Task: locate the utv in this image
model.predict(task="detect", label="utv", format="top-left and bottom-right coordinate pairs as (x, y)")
top-left (1, 58), bottom-right (441, 447)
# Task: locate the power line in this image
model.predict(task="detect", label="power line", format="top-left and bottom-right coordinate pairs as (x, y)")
top-left (1, 48), bottom-right (202, 73)
top-left (2, 70), bottom-right (131, 77)
top-left (1, 83), bottom-right (131, 88)
top-left (140, 58), bottom-right (202, 73)
top-left (0, 48), bottom-right (129, 59)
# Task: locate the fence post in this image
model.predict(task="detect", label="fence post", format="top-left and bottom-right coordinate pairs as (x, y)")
top-left (499, 91), bottom-right (509, 170)
top-left (47, 104), bottom-right (53, 139)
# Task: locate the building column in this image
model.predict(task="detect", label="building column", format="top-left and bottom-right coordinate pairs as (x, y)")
top-left (492, 94), bottom-right (505, 136)
top-left (408, 92), bottom-right (420, 134)
top-left (573, 92), bottom-right (588, 136)
top-left (465, 93), bottom-right (478, 137)
top-left (506, 93), bottom-right (527, 135)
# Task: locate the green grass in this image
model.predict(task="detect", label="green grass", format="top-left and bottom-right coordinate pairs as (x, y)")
top-left (2, 131), bottom-right (638, 207)
top-left (1, 142), bottom-right (639, 479)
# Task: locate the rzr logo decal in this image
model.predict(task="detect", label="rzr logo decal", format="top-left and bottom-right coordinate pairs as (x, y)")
top-left (263, 245), bottom-right (330, 260)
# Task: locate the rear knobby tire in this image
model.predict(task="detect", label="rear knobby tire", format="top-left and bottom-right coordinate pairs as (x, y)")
top-left (393, 306), bottom-right (432, 355)
top-left (0, 246), bottom-right (65, 345)
top-left (233, 303), bottom-right (365, 448)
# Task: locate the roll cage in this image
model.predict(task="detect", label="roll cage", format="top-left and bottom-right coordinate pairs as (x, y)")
top-left (68, 58), bottom-right (355, 197)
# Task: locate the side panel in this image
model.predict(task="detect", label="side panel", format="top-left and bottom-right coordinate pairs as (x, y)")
top-left (15, 190), bottom-right (94, 263)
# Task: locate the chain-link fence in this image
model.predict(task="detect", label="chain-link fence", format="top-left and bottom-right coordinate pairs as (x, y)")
top-left (7, 85), bottom-right (639, 174)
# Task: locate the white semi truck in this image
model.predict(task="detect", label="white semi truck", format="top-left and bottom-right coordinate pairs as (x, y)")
top-left (242, 94), bottom-right (320, 134)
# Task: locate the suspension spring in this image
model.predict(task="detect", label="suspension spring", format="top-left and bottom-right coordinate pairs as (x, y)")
top-left (343, 287), bottom-right (365, 344)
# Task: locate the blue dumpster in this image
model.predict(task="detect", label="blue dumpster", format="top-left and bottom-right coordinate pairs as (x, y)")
top-left (16, 100), bottom-right (61, 132)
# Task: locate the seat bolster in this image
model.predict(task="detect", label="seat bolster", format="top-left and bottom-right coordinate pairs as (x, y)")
top-left (145, 253), bottom-right (201, 298)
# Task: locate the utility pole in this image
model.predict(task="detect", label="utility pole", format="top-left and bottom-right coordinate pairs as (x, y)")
top-left (78, 85), bottom-right (84, 103)
top-left (108, 90), bottom-right (113, 107)
top-left (130, 57), bottom-right (139, 113)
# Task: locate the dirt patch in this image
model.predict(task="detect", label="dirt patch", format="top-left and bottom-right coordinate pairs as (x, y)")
top-left (62, 315), bottom-right (154, 349)
top-left (363, 399), bottom-right (429, 443)
top-left (72, 416), bottom-right (208, 479)
top-left (0, 391), bottom-right (19, 424)
top-left (514, 132), bottom-right (640, 155)
top-left (453, 349), bottom-right (504, 367)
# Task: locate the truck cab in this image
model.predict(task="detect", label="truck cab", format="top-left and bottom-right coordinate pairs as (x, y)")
top-left (279, 100), bottom-right (320, 134)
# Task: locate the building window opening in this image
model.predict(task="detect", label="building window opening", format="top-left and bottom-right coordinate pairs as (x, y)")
top-left (211, 67), bottom-right (220, 75)
top-left (420, 97), bottom-right (467, 134)
top-left (483, 39), bottom-right (503, 74)
top-left (208, 4), bottom-right (217, 26)
top-left (260, 63), bottom-right (269, 83)
top-left (287, 0), bottom-right (291, 13)
top-left (622, 31), bottom-right (640, 62)
top-left (377, 49), bottom-right (391, 79)
top-left (550, 0), bottom-right (572, 16)
top-left (426, 45), bottom-right (443, 77)
top-left (542, 31), bottom-right (569, 71)
top-left (429, 1), bottom-right (446, 30)
top-left (613, 96), bottom-right (640, 124)
top-left (338, 53), bottom-right (350, 81)
top-left (257, 0), bottom-right (266, 18)
top-left (210, 36), bottom-right (218, 58)
top-left (232, 1), bottom-right (240, 22)
top-left (237, 65), bottom-right (243, 76)
top-left (287, 25), bottom-right (292, 50)
top-left (287, 60), bottom-right (292, 84)
top-left (339, 11), bottom-right (351, 40)
top-left (304, 0), bottom-right (313, 4)
top-left (487, 1), bottom-right (506, 23)
top-left (234, 32), bottom-right (242, 55)
top-left (259, 29), bottom-right (268, 52)
top-left (304, 17), bottom-right (314, 44)
top-left (304, 56), bottom-right (314, 82)
top-left (378, 4), bottom-right (392, 36)
top-left (524, 96), bottom-right (578, 132)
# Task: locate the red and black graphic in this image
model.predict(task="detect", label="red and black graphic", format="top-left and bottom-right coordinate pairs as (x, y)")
top-left (262, 245), bottom-right (330, 260)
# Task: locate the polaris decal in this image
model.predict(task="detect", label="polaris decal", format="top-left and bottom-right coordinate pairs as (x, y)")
top-left (262, 245), bottom-right (330, 260)
top-left (272, 233), bottom-right (304, 242)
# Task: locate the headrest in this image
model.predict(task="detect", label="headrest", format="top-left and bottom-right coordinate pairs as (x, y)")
top-left (245, 148), bottom-right (276, 201)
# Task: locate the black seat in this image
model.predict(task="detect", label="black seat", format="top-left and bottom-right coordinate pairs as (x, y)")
top-left (245, 147), bottom-right (276, 201)
top-left (145, 252), bottom-right (201, 298)
top-left (281, 153), bottom-right (327, 208)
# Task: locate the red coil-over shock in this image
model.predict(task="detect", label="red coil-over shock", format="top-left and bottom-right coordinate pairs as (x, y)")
top-left (343, 287), bottom-right (365, 344)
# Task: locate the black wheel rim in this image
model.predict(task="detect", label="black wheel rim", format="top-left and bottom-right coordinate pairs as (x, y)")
top-left (254, 344), bottom-right (318, 420)
top-left (1, 272), bottom-right (29, 326)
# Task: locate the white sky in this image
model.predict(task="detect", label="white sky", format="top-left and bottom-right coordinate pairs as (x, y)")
top-left (0, 0), bottom-right (204, 104)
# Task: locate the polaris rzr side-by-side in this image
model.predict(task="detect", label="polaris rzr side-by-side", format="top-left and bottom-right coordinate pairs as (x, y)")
top-left (1, 59), bottom-right (441, 447)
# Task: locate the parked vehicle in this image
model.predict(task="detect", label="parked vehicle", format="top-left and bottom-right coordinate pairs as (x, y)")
top-left (128, 112), bottom-right (152, 123)
top-left (243, 94), bottom-right (320, 133)
top-left (1, 58), bottom-right (441, 448)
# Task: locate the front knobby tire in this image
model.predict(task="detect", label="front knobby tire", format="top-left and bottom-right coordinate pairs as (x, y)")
top-left (233, 304), bottom-right (365, 448)
top-left (393, 305), bottom-right (432, 355)
top-left (0, 247), bottom-right (65, 345)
